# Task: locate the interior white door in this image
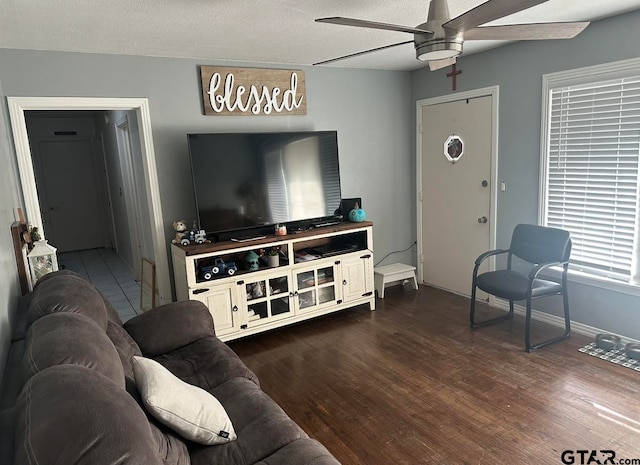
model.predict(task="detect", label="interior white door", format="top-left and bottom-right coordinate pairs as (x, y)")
top-left (34, 139), bottom-right (107, 252)
top-left (421, 95), bottom-right (492, 297)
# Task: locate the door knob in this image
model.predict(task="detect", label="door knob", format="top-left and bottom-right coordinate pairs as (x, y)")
top-left (481, 180), bottom-right (488, 187)
top-left (478, 216), bottom-right (488, 224)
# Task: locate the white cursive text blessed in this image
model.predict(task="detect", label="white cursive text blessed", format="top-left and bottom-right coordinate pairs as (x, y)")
top-left (207, 72), bottom-right (304, 115)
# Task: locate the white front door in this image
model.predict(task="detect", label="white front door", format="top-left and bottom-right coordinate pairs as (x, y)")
top-left (420, 94), bottom-right (494, 297)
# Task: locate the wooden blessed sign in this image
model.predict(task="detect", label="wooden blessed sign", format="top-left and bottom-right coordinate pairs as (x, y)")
top-left (200, 66), bottom-right (307, 116)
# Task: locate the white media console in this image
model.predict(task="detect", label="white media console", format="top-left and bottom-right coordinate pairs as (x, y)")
top-left (172, 221), bottom-right (375, 341)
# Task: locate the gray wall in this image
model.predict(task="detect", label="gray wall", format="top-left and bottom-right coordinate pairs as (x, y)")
top-left (0, 50), bottom-right (414, 264)
top-left (0, 50), bottom-right (415, 385)
top-left (411, 10), bottom-right (640, 340)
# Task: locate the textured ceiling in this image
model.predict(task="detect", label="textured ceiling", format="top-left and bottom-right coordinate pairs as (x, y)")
top-left (1, 0), bottom-right (640, 71)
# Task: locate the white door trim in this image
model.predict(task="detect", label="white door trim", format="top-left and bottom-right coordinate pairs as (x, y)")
top-left (7, 96), bottom-right (171, 305)
top-left (416, 86), bottom-right (499, 290)
top-left (115, 115), bottom-right (143, 279)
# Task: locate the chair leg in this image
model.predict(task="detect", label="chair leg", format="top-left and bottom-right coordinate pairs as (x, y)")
top-left (525, 292), bottom-right (571, 352)
top-left (470, 293), bottom-right (514, 328)
top-left (469, 280), bottom-right (478, 327)
top-left (525, 296), bottom-right (533, 351)
top-left (562, 289), bottom-right (571, 336)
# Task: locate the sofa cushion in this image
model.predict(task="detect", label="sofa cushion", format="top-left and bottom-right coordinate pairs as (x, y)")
top-left (132, 356), bottom-right (237, 445)
top-left (148, 418), bottom-right (192, 465)
top-left (253, 438), bottom-right (341, 465)
top-left (27, 272), bottom-right (108, 330)
top-left (13, 364), bottom-right (164, 465)
top-left (22, 312), bottom-right (125, 388)
top-left (189, 377), bottom-right (308, 465)
top-left (124, 300), bottom-right (216, 356)
top-left (36, 269), bottom-right (126, 325)
top-left (32, 269), bottom-right (81, 289)
top-left (107, 319), bottom-right (142, 389)
top-left (155, 336), bottom-right (259, 390)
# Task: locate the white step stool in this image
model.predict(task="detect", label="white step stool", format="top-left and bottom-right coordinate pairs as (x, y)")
top-left (374, 263), bottom-right (418, 298)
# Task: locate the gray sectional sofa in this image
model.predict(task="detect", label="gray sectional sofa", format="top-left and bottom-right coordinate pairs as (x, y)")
top-left (0, 270), bottom-right (340, 465)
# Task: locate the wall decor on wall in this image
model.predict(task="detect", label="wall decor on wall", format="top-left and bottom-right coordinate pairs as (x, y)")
top-left (200, 66), bottom-right (307, 116)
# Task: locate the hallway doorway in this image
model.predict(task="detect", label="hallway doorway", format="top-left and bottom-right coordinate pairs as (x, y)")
top-left (7, 97), bottom-right (171, 305)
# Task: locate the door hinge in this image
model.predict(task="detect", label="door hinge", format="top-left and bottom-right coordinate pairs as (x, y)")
top-left (360, 254), bottom-right (371, 259)
top-left (420, 254), bottom-right (424, 264)
top-left (237, 280), bottom-right (244, 285)
top-left (337, 300), bottom-right (342, 304)
top-left (240, 324), bottom-right (247, 329)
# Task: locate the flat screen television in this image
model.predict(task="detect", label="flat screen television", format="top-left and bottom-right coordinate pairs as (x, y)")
top-left (187, 131), bottom-right (342, 238)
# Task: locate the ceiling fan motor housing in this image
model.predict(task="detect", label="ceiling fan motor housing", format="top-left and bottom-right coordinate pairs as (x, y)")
top-left (414, 20), bottom-right (463, 61)
top-left (414, 0), bottom-right (463, 61)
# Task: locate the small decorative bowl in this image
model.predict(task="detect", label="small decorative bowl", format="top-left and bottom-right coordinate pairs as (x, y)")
top-left (625, 343), bottom-right (640, 360)
top-left (595, 333), bottom-right (621, 350)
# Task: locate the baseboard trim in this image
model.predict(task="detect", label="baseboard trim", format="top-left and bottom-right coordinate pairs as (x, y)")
top-left (492, 299), bottom-right (640, 344)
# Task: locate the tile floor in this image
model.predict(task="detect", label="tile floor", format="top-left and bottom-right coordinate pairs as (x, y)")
top-left (58, 248), bottom-right (141, 322)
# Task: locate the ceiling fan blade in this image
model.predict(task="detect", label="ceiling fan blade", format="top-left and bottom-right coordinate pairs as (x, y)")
top-left (316, 17), bottom-right (432, 35)
top-left (429, 57), bottom-right (457, 71)
top-left (464, 21), bottom-right (589, 40)
top-left (313, 41), bottom-right (414, 66)
top-left (444, 0), bottom-right (549, 32)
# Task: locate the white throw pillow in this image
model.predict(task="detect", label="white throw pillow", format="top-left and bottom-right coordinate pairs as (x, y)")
top-left (131, 356), bottom-right (237, 445)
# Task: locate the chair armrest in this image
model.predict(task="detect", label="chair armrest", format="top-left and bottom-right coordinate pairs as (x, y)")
top-left (475, 249), bottom-right (509, 266)
top-left (124, 300), bottom-right (216, 357)
top-left (528, 261), bottom-right (568, 280)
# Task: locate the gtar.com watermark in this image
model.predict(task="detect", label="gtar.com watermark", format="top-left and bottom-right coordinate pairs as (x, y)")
top-left (561, 450), bottom-right (640, 465)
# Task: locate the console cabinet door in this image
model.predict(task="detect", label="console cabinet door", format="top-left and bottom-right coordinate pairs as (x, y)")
top-left (241, 270), bottom-right (293, 327)
top-left (190, 283), bottom-right (240, 337)
top-left (294, 261), bottom-right (341, 313)
top-left (341, 254), bottom-right (374, 303)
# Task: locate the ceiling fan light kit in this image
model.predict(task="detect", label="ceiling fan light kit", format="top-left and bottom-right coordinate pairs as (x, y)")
top-left (314, 0), bottom-right (590, 70)
top-left (415, 37), bottom-right (463, 61)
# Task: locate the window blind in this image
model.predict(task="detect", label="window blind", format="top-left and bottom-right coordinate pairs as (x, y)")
top-left (545, 76), bottom-right (640, 280)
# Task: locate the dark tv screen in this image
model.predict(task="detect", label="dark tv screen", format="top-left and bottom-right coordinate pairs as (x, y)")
top-left (187, 131), bottom-right (342, 235)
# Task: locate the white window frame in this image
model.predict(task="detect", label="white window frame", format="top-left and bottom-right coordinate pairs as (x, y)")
top-left (540, 57), bottom-right (640, 297)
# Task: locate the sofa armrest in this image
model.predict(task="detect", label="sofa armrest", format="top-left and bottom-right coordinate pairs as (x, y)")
top-left (124, 301), bottom-right (215, 357)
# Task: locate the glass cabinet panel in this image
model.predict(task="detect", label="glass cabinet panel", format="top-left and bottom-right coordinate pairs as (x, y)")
top-left (298, 290), bottom-right (316, 309)
top-left (297, 271), bottom-right (315, 289)
top-left (271, 296), bottom-right (291, 316)
top-left (269, 276), bottom-right (289, 296)
top-left (318, 287), bottom-right (335, 304)
top-left (245, 280), bottom-right (267, 301)
top-left (317, 266), bottom-right (334, 285)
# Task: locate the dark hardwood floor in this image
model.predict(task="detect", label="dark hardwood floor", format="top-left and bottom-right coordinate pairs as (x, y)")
top-left (228, 285), bottom-right (640, 465)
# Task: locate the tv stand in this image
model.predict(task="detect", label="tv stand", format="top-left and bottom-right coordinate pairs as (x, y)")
top-left (171, 221), bottom-right (375, 342)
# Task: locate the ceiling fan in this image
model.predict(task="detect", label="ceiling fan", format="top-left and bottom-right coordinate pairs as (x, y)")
top-left (314, 0), bottom-right (589, 70)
